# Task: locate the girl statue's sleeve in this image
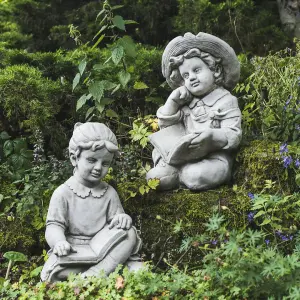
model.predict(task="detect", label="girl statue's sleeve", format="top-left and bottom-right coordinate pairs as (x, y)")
top-left (106, 186), bottom-right (125, 222)
top-left (46, 185), bottom-right (69, 230)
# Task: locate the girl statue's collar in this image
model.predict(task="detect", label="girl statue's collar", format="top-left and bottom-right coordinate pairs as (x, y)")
top-left (65, 176), bottom-right (109, 198)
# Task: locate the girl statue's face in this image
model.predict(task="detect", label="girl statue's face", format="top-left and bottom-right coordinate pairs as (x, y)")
top-left (73, 147), bottom-right (113, 186)
top-left (179, 57), bottom-right (216, 97)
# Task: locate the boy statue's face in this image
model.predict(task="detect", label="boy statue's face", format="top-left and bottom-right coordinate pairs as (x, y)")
top-left (73, 147), bottom-right (113, 186)
top-left (178, 57), bottom-right (215, 97)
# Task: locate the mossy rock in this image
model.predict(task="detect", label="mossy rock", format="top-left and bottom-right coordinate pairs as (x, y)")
top-left (124, 186), bottom-right (250, 268)
top-left (234, 139), bottom-right (295, 194)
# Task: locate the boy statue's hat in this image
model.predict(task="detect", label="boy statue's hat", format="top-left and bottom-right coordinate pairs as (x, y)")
top-left (162, 32), bottom-right (240, 90)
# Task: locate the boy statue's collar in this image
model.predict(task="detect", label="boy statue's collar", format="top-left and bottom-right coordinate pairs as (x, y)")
top-left (189, 87), bottom-right (230, 108)
top-left (65, 176), bottom-right (108, 198)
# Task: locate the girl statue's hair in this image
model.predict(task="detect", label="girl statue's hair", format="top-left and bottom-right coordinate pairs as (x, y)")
top-left (69, 122), bottom-right (119, 158)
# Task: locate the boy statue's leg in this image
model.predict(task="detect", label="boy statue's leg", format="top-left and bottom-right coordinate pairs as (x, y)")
top-left (146, 149), bottom-right (179, 190)
top-left (179, 154), bottom-right (231, 191)
top-left (82, 227), bottom-right (137, 277)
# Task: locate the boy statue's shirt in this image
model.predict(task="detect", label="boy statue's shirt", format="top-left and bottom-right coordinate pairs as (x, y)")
top-left (150, 87), bottom-right (242, 165)
top-left (46, 176), bottom-right (125, 238)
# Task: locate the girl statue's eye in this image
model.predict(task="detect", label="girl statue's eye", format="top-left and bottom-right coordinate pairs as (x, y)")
top-left (195, 68), bottom-right (201, 73)
top-left (183, 73), bottom-right (189, 79)
top-left (87, 158), bottom-right (96, 163)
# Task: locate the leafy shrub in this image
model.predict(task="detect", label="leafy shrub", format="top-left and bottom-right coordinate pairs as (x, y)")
top-left (174, 0), bottom-right (289, 56)
top-left (0, 64), bottom-right (70, 155)
top-left (236, 44), bottom-right (300, 142)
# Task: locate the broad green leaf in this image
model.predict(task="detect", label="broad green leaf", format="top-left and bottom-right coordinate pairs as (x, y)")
top-left (124, 20), bottom-right (138, 25)
top-left (85, 107), bottom-right (95, 120)
top-left (95, 102), bottom-right (105, 114)
top-left (3, 140), bottom-right (14, 157)
top-left (78, 59), bottom-right (87, 76)
top-left (72, 73), bottom-right (81, 91)
top-left (296, 174), bottom-right (300, 186)
top-left (93, 25), bottom-right (107, 40)
top-left (118, 35), bottom-right (136, 57)
top-left (260, 219), bottom-right (271, 226)
top-left (102, 81), bottom-right (117, 90)
top-left (139, 185), bottom-right (145, 195)
top-left (102, 98), bottom-right (114, 105)
top-left (134, 81), bottom-right (149, 90)
top-left (30, 266), bottom-right (43, 278)
top-left (118, 70), bottom-right (131, 87)
top-left (112, 84), bottom-right (121, 94)
top-left (254, 210), bottom-right (266, 218)
top-left (76, 94), bottom-right (88, 111)
top-left (4, 251), bottom-right (28, 262)
top-left (111, 5), bottom-right (124, 10)
top-left (93, 64), bottom-right (107, 71)
top-left (106, 109), bottom-right (119, 119)
top-left (12, 138), bottom-right (27, 154)
top-left (92, 34), bottom-right (105, 49)
top-left (147, 178), bottom-right (160, 190)
top-left (0, 194), bottom-right (3, 203)
top-left (0, 131), bottom-right (10, 140)
top-left (112, 15), bottom-right (126, 31)
top-left (89, 81), bottom-right (104, 102)
top-left (112, 46), bottom-right (124, 65)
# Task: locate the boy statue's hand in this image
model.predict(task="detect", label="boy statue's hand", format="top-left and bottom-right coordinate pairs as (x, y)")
top-left (53, 241), bottom-right (77, 256)
top-left (169, 86), bottom-right (193, 107)
top-left (109, 213), bottom-right (132, 230)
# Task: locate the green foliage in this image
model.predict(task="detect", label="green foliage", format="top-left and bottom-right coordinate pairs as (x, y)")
top-left (0, 64), bottom-right (69, 155)
top-left (234, 140), bottom-right (296, 194)
top-left (174, 0), bottom-right (289, 55)
top-left (236, 44), bottom-right (300, 142)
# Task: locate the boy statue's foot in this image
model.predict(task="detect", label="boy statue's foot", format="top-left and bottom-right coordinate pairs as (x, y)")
top-left (146, 160), bottom-right (179, 190)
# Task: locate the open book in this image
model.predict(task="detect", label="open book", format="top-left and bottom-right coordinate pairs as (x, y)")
top-left (57, 226), bottom-right (127, 265)
top-left (149, 123), bottom-right (210, 165)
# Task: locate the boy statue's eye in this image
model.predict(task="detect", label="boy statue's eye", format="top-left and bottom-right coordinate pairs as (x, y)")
top-left (183, 73), bottom-right (189, 79)
top-left (102, 162), bottom-right (110, 167)
top-left (87, 158), bottom-right (96, 163)
top-left (195, 68), bottom-right (201, 73)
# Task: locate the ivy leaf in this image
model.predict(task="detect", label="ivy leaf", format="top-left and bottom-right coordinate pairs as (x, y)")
top-left (118, 70), bottom-right (131, 87)
top-left (112, 46), bottom-right (124, 65)
top-left (76, 94), bottom-right (88, 111)
top-left (78, 59), bottom-right (87, 76)
top-left (118, 36), bottom-right (136, 57)
top-left (89, 81), bottom-right (104, 102)
top-left (106, 109), bottom-right (119, 119)
top-left (139, 185), bottom-right (146, 195)
top-left (134, 81), bottom-right (148, 90)
top-left (112, 15), bottom-right (126, 31)
top-left (4, 251), bottom-right (27, 262)
top-left (72, 73), bottom-right (80, 91)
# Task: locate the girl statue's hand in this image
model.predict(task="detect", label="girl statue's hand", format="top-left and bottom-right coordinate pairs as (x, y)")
top-left (53, 240), bottom-right (77, 256)
top-left (109, 213), bottom-right (132, 230)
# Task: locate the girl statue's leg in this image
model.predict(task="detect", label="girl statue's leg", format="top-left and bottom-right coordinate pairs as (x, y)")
top-left (82, 227), bottom-right (137, 277)
top-left (179, 156), bottom-right (231, 190)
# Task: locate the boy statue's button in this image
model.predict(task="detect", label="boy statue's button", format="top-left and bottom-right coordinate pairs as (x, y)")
top-left (209, 111), bottom-right (215, 118)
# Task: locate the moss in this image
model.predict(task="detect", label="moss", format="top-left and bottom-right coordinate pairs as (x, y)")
top-left (124, 186), bottom-right (250, 267)
top-left (234, 139), bottom-right (294, 194)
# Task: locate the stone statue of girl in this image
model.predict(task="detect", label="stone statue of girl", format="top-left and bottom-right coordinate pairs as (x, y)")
top-left (41, 122), bottom-right (142, 282)
top-left (147, 32), bottom-right (242, 191)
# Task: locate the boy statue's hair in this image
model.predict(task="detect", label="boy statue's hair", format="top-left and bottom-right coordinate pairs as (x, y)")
top-left (69, 122), bottom-right (119, 158)
top-left (168, 48), bottom-right (224, 87)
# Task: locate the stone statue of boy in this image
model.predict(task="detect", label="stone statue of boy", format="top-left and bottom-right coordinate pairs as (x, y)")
top-left (146, 32), bottom-right (242, 191)
top-left (41, 122), bottom-right (142, 282)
